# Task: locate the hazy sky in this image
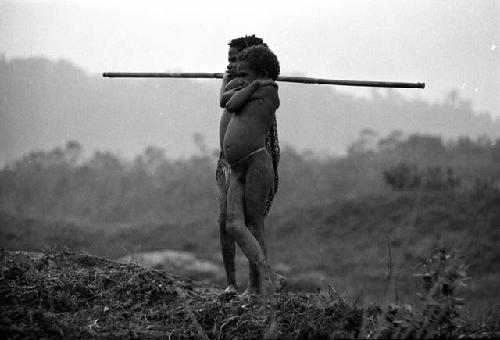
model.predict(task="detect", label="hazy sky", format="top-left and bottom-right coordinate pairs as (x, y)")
top-left (1, 0), bottom-right (499, 117)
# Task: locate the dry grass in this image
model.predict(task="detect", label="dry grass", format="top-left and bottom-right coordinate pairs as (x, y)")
top-left (0, 250), bottom-right (365, 339)
top-left (1, 249), bottom-right (499, 339)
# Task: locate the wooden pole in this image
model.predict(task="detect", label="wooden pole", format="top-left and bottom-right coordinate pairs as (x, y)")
top-left (102, 72), bottom-right (425, 89)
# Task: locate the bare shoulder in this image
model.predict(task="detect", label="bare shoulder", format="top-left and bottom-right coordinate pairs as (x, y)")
top-left (257, 83), bottom-right (278, 94)
top-left (252, 84), bottom-right (279, 105)
top-left (255, 85), bottom-right (280, 110)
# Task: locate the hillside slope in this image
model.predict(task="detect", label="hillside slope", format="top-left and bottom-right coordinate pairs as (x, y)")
top-left (1, 189), bottom-right (499, 307)
top-left (2, 250), bottom-right (498, 339)
top-left (0, 250), bottom-right (366, 339)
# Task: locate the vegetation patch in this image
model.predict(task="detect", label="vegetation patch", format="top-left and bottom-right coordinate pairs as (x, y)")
top-left (1, 249), bottom-right (499, 339)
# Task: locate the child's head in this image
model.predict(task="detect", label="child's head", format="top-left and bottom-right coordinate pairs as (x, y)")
top-left (228, 35), bottom-right (266, 53)
top-left (226, 35), bottom-right (266, 78)
top-left (237, 45), bottom-right (280, 81)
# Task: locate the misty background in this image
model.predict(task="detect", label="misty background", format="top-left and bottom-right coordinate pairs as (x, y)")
top-left (1, 0), bottom-right (499, 309)
top-left (1, 55), bottom-right (499, 165)
top-left (1, 0), bottom-right (499, 164)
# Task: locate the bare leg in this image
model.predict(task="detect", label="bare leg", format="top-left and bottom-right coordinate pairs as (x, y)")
top-left (218, 174), bottom-right (237, 293)
top-left (244, 150), bottom-right (287, 293)
top-left (226, 171), bottom-right (274, 286)
top-left (244, 151), bottom-right (274, 295)
top-left (226, 151), bottom-right (286, 294)
top-left (241, 225), bottom-right (265, 297)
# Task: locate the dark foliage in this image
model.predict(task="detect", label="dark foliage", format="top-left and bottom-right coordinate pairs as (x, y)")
top-left (383, 163), bottom-right (461, 191)
top-left (0, 132), bottom-right (498, 223)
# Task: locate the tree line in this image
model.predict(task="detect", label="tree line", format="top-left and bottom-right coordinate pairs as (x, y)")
top-left (1, 131), bottom-right (498, 224)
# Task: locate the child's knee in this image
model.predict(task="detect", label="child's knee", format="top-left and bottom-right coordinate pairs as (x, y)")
top-left (225, 213), bottom-right (244, 236)
top-left (245, 214), bottom-right (262, 230)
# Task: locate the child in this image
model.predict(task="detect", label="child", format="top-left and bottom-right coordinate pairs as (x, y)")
top-left (220, 44), bottom-right (286, 296)
top-left (216, 36), bottom-right (281, 297)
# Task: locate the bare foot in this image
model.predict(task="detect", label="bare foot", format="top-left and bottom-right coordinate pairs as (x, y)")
top-left (218, 284), bottom-right (238, 301)
top-left (238, 288), bottom-right (260, 303)
top-left (223, 284), bottom-right (238, 294)
top-left (266, 272), bottom-right (288, 293)
top-left (275, 273), bottom-right (288, 292)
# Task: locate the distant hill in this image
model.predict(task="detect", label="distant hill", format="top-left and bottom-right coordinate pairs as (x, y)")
top-left (1, 56), bottom-right (499, 164)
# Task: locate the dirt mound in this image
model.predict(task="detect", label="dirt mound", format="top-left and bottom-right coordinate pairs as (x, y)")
top-left (2, 249), bottom-right (498, 339)
top-left (0, 250), bottom-right (366, 339)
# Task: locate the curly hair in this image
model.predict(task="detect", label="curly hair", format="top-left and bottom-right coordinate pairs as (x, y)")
top-left (228, 35), bottom-right (267, 52)
top-left (238, 45), bottom-right (280, 80)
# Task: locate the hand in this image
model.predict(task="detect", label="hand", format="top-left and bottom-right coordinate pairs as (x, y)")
top-left (225, 66), bottom-right (237, 80)
top-left (225, 78), bottom-right (247, 91)
top-left (222, 71), bottom-right (234, 84)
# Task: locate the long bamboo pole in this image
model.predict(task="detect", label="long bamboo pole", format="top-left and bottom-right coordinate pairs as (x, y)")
top-left (102, 72), bottom-right (425, 89)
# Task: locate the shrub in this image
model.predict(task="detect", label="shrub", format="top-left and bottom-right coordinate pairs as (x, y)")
top-left (383, 164), bottom-right (461, 191)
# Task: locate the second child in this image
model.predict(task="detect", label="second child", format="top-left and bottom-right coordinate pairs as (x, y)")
top-left (221, 44), bottom-right (286, 296)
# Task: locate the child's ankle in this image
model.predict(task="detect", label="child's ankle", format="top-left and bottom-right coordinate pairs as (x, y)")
top-left (224, 284), bottom-right (238, 294)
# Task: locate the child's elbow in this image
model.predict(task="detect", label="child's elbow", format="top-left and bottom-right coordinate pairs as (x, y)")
top-left (220, 92), bottom-right (233, 108)
top-left (225, 103), bottom-right (236, 113)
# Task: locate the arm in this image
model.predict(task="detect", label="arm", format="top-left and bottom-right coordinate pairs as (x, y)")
top-left (220, 88), bottom-right (240, 108)
top-left (220, 77), bottom-right (248, 108)
top-left (226, 79), bottom-right (276, 113)
top-left (219, 72), bottom-right (231, 108)
top-left (225, 82), bottom-right (258, 113)
top-left (226, 79), bottom-right (277, 113)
